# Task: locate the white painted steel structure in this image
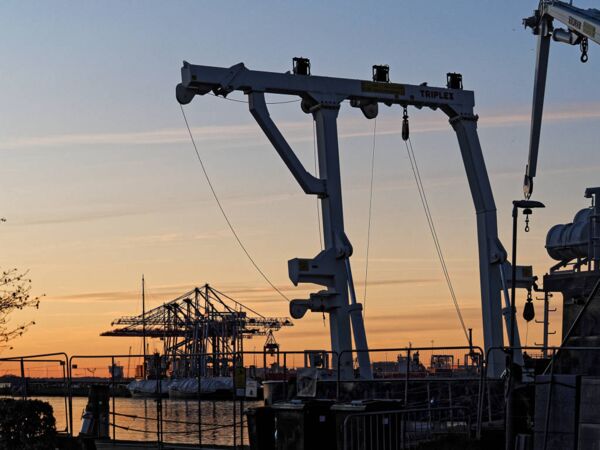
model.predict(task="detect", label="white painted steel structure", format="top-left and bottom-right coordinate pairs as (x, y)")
top-left (524, 0), bottom-right (600, 199)
top-left (176, 61), bottom-right (517, 377)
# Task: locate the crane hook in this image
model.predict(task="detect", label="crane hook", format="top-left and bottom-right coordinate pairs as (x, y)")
top-left (580, 37), bottom-right (589, 63)
top-left (523, 207), bottom-right (532, 232)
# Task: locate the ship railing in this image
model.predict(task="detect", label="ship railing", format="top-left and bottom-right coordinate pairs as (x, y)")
top-left (342, 405), bottom-right (471, 450)
top-left (337, 346), bottom-right (485, 438)
top-left (69, 351), bottom-right (252, 448)
top-left (0, 352), bottom-right (70, 433)
top-left (0, 347), bottom-right (485, 447)
top-left (15, 345), bottom-right (600, 448)
top-left (65, 349), bottom-right (340, 448)
top-left (484, 344), bottom-right (600, 449)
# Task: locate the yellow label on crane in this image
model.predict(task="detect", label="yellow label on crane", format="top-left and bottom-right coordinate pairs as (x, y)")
top-left (361, 81), bottom-right (405, 96)
top-left (583, 22), bottom-right (596, 39)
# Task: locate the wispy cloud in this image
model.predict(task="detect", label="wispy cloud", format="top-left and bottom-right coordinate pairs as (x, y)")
top-left (126, 230), bottom-right (229, 245)
top-left (1, 103), bottom-right (598, 151)
top-left (0, 125), bottom-right (240, 150)
top-left (280, 305), bottom-right (481, 338)
top-left (17, 207), bottom-right (160, 226)
top-left (0, 121), bottom-right (304, 151)
top-left (48, 277), bottom-right (436, 305)
top-left (217, 278), bottom-right (436, 296)
top-left (48, 284), bottom-right (194, 304)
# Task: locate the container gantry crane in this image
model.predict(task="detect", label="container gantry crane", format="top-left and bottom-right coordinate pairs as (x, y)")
top-left (101, 284), bottom-right (292, 377)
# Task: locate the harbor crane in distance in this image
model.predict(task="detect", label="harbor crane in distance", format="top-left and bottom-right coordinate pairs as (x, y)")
top-left (102, 285), bottom-right (292, 378)
top-left (176, 60), bottom-right (523, 378)
top-left (523, 0), bottom-right (600, 199)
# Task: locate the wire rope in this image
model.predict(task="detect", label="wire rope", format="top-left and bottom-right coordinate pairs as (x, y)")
top-left (209, 92), bottom-right (300, 105)
top-left (404, 137), bottom-right (469, 344)
top-left (363, 118), bottom-right (377, 318)
top-left (209, 286), bottom-right (266, 318)
top-left (180, 105), bottom-right (290, 303)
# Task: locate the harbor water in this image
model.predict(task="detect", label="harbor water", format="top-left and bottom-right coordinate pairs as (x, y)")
top-left (33, 396), bottom-right (260, 446)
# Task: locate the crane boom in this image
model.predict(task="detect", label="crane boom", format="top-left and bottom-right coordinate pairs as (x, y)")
top-left (523, 1), bottom-right (600, 198)
top-left (546, 2), bottom-right (600, 45)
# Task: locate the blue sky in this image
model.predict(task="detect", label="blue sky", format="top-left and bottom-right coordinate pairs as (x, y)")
top-left (1, 0), bottom-right (599, 355)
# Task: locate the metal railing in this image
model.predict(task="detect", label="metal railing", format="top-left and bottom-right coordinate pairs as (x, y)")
top-left (483, 345), bottom-right (600, 450)
top-left (3, 344), bottom-right (600, 448)
top-left (61, 349), bottom-right (338, 447)
top-left (68, 352), bottom-right (250, 448)
top-left (342, 406), bottom-right (471, 450)
top-left (0, 352), bottom-right (70, 433)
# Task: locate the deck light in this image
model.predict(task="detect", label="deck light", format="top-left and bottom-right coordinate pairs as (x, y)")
top-left (372, 65), bottom-right (389, 82)
top-left (446, 73), bottom-right (463, 90)
top-left (293, 57), bottom-right (310, 76)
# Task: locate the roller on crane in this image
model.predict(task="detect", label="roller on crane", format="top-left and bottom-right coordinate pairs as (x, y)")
top-left (523, 0), bottom-right (600, 199)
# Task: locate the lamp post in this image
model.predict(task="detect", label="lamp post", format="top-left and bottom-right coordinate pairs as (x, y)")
top-left (510, 200), bottom-right (545, 349)
top-left (506, 199), bottom-right (544, 450)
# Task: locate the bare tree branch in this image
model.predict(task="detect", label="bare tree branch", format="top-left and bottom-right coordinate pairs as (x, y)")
top-left (0, 268), bottom-right (42, 344)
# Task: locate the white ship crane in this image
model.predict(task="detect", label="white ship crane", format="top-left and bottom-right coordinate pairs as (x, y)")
top-left (176, 60), bottom-right (523, 377)
top-left (523, 0), bottom-right (600, 199)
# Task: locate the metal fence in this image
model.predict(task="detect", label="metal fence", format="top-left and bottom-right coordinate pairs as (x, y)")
top-left (3, 345), bottom-right (596, 448)
top-left (0, 352), bottom-right (70, 433)
top-left (0, 348), bottom-right (333, 448)
top-left (483, 345), bottom-right (600, 450)
top-left (342, 406), bottom-right (471, 450)
top-left (68, 352), bottom-right (250, 448)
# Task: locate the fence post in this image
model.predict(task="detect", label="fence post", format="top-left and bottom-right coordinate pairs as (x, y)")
top-left (476, 351), bottom-right (485, 439)
top-left (404, 349), bottom-right (410, 406)
top-left (154, 354), bottom-right (162, 447)
top-left (111, 356), bottom-right (116, 442)
top-left (240, 351), bottom-right (245, 449)
top-left (233, 351), bottom-right (237, 450)
top-left (19, 358), bottom-right (26, 399)
top-left (59, 360), bottom-right (69, 434)
top-left (337, 351), bottom-right (342, 401)
top-left (426, 381), bottom-right (431, 430)
top-left (336, 351), bottom-right (340, 401)
top-left (542, 348), bottom-right (557, 450)
top-left (68, 357), bottom-right (74, 436)
top-left (197, 352), bottom-right (202, 447)
top-left (448, 381), bottom-right (453, 422)
top-left (283, 353), bottom-right (288, 402)
top-left (401, 411), bottom-right (406, 450)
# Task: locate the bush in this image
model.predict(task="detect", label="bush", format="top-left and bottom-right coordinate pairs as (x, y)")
top-left (0, 398), bottom-right (56, 449)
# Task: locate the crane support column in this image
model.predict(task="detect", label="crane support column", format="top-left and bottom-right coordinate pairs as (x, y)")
top-left (248, 90), bottom-right (369, 379)
top-left (313, 105), bottom-right (363, 378)
top-left (449, 113), bottom-right (508, 376)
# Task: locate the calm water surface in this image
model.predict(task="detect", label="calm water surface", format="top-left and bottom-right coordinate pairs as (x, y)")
top-left (34, 396), bottom-right (260, 446)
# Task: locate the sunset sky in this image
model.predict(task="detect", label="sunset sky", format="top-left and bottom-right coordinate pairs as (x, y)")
top-left (1, 1), bottom-right (599, 375)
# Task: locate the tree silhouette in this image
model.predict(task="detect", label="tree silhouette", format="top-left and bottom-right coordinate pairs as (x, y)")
top-left (0, 268), bottom-right (42, 347)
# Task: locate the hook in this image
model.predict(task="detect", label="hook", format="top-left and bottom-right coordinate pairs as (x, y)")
top-left (580, 37), bottom-right (589, 63)
top-left (523, 207), bottom-right (532, 232)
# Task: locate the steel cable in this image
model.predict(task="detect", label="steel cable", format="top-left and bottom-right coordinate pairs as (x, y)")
top-left (363, 118), bottom-right (377, 318)
top-left (180, 105), bottom-right (290, 303)
top-left (404, 137), bottom-right (469, 344)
